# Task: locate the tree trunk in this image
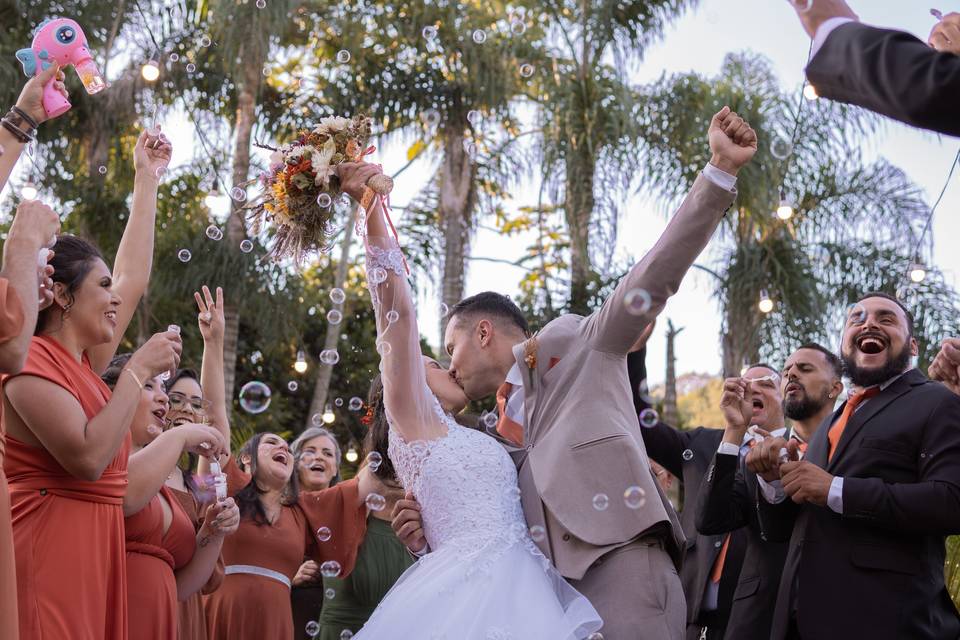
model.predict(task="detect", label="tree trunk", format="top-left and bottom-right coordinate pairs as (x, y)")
top-left (722, 305), bottom-right (760, 378)
top-left (306, 206), bottom-right (358, 429)
top-left (663, 319), bottom-right (684, 426)
top-left (564, 145), bottom-right (595, 316)
top-left (222, 59), bottom-right (262, 402)
top-left (437, 126), bottom-right (477, 344)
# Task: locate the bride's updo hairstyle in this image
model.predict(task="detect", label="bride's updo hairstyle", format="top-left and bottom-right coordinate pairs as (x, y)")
top-left (36, 235), bottom-right (106, 335)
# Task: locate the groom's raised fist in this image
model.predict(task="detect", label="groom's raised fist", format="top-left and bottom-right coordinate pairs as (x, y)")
top-left (708, 106), bottom-right (758, 176)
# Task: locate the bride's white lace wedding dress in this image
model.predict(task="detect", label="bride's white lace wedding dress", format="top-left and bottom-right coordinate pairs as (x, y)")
top-left (354, 210), bottom-right (602, 640)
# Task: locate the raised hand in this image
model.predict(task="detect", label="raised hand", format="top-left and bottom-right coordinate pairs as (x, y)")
top-left (336, 161), bottom-right (383, 201)
top-left (127, 329), bottom-right (182, 380)
top-left (928, 338), bottom-right (960, 396)
top-left (15, 64), bottom-right (68, 125)
top-left (719, 377), bottom-right (754, 433)
top-left (134, 128), bottom-right (173, 178)
top-left (708, 106), bottom-right (758, 175)
top-left (195, 285), bottom-right (225, 344)
top-left (7, 200), bottom-right (59, 251)
top-left (929, 13), bottom-right (960, 54)
top-left (789, 0), bottom-right (858, 38)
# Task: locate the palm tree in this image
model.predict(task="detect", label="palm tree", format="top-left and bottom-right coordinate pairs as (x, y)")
top-left (534, 0), bottom-right (702, 314)
top-left (633, 52), bottom-right (957, 373)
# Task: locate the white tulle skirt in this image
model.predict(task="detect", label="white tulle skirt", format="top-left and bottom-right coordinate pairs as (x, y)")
top-left (354, 540), bottom-right (603, 639)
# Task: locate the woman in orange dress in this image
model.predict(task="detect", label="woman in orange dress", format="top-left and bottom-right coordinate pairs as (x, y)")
top-left (203, 432), bottom-right (376, 640)
top-left (1, 129), bottom-right (179, 640)
top-left (101, 351), bottom-right (238, 640)
top-left (0, 66), bottom-right (66, 640)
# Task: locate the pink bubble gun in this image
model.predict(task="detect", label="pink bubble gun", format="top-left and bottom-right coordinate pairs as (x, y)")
top-left (15, 18), bottom-right (106, 119)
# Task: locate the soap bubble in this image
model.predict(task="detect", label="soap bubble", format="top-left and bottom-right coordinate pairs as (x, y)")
top-left (239, 381), bottom-right (271, 414)
top-left (336, 50), bottom-right (351, 63)
top-left (334, 397), bottom-right (343, 407)
top-left (317, 193), bottom-right (332, 208)
top-left (366, 451), bottom-right (383, 471)
top-left (287, 381), bottom-right (298, 392)
top-left (155, 166), bottom-right (167, 179)
top-left (205, 225), bottom-right (223, 241)
top-left (386, 310), bottom-right (399, 324)
top-left (316, 526), bottom-right (331, 541)
top-left (439, 303), bottom-right (449, 316)
top-left (365, 493), bottom-right (386, 511)
top-left (770, 136), bottom-right (793, 160)
top-left (471, 29), bottom-right (487, 44)
top-left (327, 309), bottom-right (343, 325)
top-left (682, 449), bottom-right (694, 461)
top-left (467, 110), bottom-right (481, 125)
top-left (510, 19), bottom-right (527, 35)
top-left (240, 239), bottom-right (254, 253)
top-left (422, 25), bottom-right (438, 40)
top-left (624, 288), bottom-right (652, 316)
top-left (340, 631), bottom-right (353, 640)
top-left (177, 249), bottom-right (192, 263)
top-left (482, 412), bottom-right (498, 429)
top-left (789, 0), bottom-right (813, 12)
top-left (368, 267), bottom-right (388, 285)
top-left (624, 486), bottom-right (646, 509)
top-left (255, 0), bottom-right (266, 8)
top-left (592, 493), bottom-right (610, 511)
top-left (376, 341), bottom-right (392, 356)
top-left (639, 408), bottom-right (659, 428)
top-left (420, 110), bottom-right (440, 128)
top-left (330, 288), bottom-right (346, 304)
top-left (185, 63), bottom-right (196, 73)
top-left (519, 63), bottom-right (535, 78)
top-left (98, 165), bottom-right (107, 175)
top-left (199, 35), bottom-right (212, 47)
top-left (306, 620), bottom-right (320, 637)
top-left (169, 53), bottom-right (180, 62)
top-left (320, 560), bottom-right (342, 578)
top-left (324, 588), bottom-right (335, 600)
top-left (230, 186), bottom-right (247, 202)
top-left (319, 349), bottom-right (340, 365)
top-left (349, 397), bottom-right (364, 411)
top-left (529, 525), bottom-right (546, 542)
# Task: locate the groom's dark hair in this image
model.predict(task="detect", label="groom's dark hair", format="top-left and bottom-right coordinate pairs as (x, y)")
top-left (449, 292), bottom-right (530, 337)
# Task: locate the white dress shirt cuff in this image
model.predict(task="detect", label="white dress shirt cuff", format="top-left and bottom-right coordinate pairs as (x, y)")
top-left (827, 476), bottom-right (844, 514)
top-left (811, 17), bottom-right (856, 58)
top-left (703, 163), bottom-right (737, 192)
top-left (717, 442), bottom-right (740, 457)
top-left (757, 476), bottom-right (787, 504)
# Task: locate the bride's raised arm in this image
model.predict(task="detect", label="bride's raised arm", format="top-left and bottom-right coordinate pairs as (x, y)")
top-left (338, 163), bottom-right (447, 443)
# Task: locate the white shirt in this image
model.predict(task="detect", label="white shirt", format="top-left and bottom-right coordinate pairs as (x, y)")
top-left (500, 162), bottom-right (738, 425)
top-left (758, 371), bottom-right (910, 513)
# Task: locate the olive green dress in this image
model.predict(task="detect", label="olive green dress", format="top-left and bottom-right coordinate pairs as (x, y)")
top-left (318, 515), bottom-right (415, 639)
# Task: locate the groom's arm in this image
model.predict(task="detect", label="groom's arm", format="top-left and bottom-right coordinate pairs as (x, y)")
top-left (581, 108), bottom-right (757, 355)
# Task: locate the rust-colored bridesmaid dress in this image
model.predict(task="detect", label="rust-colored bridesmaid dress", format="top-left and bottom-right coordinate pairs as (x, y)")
top-left (0, 280), bottom-right (24, 640)
top-left (2, 335), bottom-right (130, 640)
top-left (125, 484), bottom-right (197, 640)
top-left (204, 458), bottom-right (367, 640)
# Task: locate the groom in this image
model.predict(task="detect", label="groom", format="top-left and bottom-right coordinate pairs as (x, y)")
top-left (394, 107), bottom-right (757, 639)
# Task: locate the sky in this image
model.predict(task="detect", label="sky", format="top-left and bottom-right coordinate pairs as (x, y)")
top-left (5, 1), bottom-right (957, 387)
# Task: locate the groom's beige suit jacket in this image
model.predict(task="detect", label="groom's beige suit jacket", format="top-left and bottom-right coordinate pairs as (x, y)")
top-left (488, 173), bottom-right (737, 581)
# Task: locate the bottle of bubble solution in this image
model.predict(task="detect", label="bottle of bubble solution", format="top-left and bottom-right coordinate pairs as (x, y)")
top-left (75, 58), bottom-right (107, 94)
top-left (160, 324), bottom-right (180, 381)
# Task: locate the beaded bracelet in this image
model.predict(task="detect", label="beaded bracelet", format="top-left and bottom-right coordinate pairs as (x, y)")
top-left (0, 119), bottom-right (32, 144)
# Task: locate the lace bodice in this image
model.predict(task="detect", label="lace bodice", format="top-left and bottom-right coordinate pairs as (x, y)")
top-left (387, 402), bottom-right (530, 556)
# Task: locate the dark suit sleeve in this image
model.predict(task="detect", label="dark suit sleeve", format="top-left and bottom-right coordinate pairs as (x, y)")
top-left (842, 391), bottom-right (960, 534)
top-left (629, 348), bottom-right (692, 478)
top-left (806, 22), bottom-right (960, 137)
top-left (695, 452), bottom-right (750, 535)
top-left (755, 489), bottom-right (801, 543)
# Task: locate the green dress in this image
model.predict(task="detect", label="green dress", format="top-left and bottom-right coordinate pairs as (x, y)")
top-left (318, 515), bottom-right (415, 639)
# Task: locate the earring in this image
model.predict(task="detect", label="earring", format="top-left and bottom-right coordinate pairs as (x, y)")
top-left (62, 302), bottom-right (73, 319)
top-left (828, 393), bottom-right (835, 399)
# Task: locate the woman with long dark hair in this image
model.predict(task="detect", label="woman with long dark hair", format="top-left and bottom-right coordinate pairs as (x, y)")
top-left (1, 129), bottom-right (188, 640)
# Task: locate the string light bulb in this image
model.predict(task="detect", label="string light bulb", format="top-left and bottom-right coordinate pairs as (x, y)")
top-left (776, 198), bottom-right (795, 220)
top-left (293, 350), bottom-right (308, 373)
top-left (322, 403), bottom-right (335, 424)
top-left (205, 183), bottom-right (226, 209)
top-left (21, 181), bottom-right (38, 200)
top-left (758, 289), bottom-right (774, 314)
top-left (909, 262), bottom-right (927, 283)
top-left (803, 83), bottom-right (819, 100)
top-left (345, 445), bottom-right (359, 463)
top-left (141, 59), bottom-right (160, 82)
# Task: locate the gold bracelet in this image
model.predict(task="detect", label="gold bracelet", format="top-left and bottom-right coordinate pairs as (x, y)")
top-left (124, 368), bottom-right (144, 390)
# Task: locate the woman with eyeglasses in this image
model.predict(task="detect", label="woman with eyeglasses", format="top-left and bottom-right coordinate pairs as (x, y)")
top-left (101, 353), bottom-right (237, 640)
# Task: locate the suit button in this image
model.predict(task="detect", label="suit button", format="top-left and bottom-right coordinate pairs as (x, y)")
top-left (562, 534), bottom-right (571, 541)
top-left (714, 540), bottom-right (722, 548)
top-left (39, 489), bottom-right (47, 496)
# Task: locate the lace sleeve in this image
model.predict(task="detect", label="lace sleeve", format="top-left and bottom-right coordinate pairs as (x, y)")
top-left (363, 198), bottom-right (448, 443)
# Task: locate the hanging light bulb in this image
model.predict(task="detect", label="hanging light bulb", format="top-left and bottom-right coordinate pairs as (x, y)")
top-left (758, 289), bottom-right (774, 314)
top-left (21, 181), bottom-right (38, 200)
top-left (344, 445), bottom-right (359, 463)
top-left (909, 262), bottom-right (927, 283)
top-left (141, 59), bottom-right (161, 82)
top-left (803, 83), bottom-right (819, 100)
top-left (293, 349), bottom-right (308, 373)
top-left (205, 182), bottom-right (226, 209)
top-left (322, 403), bottom-right (335, 424)
top-left (775, 189), bottom-right (794, 220)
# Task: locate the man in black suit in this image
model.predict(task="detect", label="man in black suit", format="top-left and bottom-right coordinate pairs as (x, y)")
top-left (789, 0), bottom-right (960, 137)
top-left (695, 344), bottom-right (843, 640)
top-left (629, 347), bottom-right (785, 640)
top-left (747, 292), bottom-right (960, 639)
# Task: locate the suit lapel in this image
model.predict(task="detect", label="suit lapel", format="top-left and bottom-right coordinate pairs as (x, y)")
top-left (827, 370), bottom-right (923, 471)
top-left (807, 409), bottom-right (840, 469)
top-left (511, 340), bottom-right (539, 443)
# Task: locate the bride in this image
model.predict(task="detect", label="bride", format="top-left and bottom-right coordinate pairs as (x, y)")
top-left (335, 163), bottom-right (602, 639)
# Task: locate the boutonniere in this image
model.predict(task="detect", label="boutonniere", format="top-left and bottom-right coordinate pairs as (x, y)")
top-left (523, 336), bottom-right (539, 371)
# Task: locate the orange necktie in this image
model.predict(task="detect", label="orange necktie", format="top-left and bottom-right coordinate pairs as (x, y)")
top-left (710, 534), bottom-right (731, 583)
top-left (827, 387), bottom-right (880, 461)
top-left (495, 382), bottom-right (524, 446)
